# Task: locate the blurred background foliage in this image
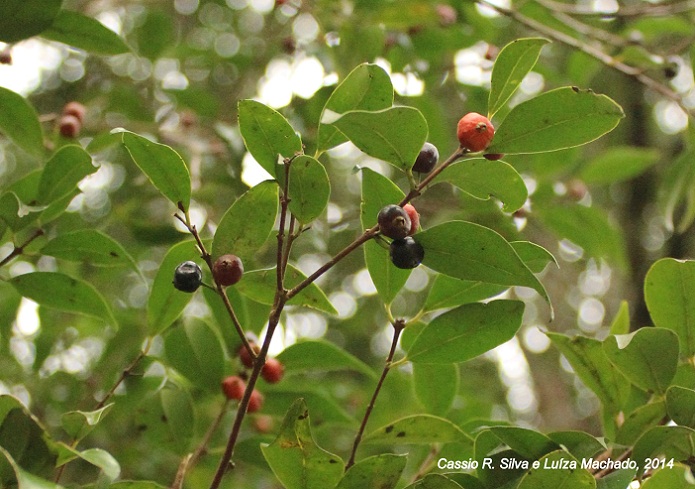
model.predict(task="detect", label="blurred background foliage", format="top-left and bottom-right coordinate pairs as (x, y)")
top-left (1, 0), bottom-right (695, 486)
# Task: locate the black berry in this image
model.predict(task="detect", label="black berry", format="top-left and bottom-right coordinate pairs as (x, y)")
top-left (390, 237), bottom-right (424, 269)
top-left (173, 261), bottom-right (203, 293)
top-left (378, 204), bottom-right (411, 240)
top-left (412, 142), bottom-right (439, 173)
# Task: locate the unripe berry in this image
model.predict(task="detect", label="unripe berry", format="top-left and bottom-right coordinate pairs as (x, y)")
top-left (221, 375), bottom-right (246, 400)
top-left (212, 254), bottom-right (244, 287)
top-left (390, 237), bottom-right (425, 269)
top-left (261, 358), bottom-right (285, 384)
top-left (403, 203), bottom-right (420, 236)
top-left (62, 101), bottom-right (86, 123)
top-left (457, 112), bottom-right (495, 152)
top-left (172, 261), bottom-right (203, 293)
top-left (59, 115), bottom-right (81, 138)
top-left (247, 389), bottom-right (264, 413)
top-left (239, 343), bottom-right (260, 368)
top-left (377, 204), bottom-right (411, 240)
top-left (412, 142), bottom-right (439, 173)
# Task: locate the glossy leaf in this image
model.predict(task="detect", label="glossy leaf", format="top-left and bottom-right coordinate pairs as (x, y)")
top-left (0, 87), bottom-right (44, 157)
top-left (439, 158), bottom-right (527, 212)
top-left (640, 463), bottom-right (695, 488)
top-left (277, 340), bottom-right (377, 380)
top-left (41, 10), bottom-right (129, 55)
top-left (238, 99), bottom-right (302, 177)
top-left (489, 427), bottom-right (560, 460)
top-left (235, 265), bottom-right (337, 315)
top-left (403, 474), bottom-right (464, 489)
top-left (332, 107), bottom-right (428, 170)
top-left (489, 37), bottom-right (550, 118)
top-left (287, 155), bottom-right (331, 224)
top-left (10, 272), bottom-right (116, 326)
top-left (580, 146), bottom-right (660, 185)
top-left (37, 145), bottom-right (96, 205)
top-left (41, 229), bottom-right (139, 273)
top-left (423, 275), bottom-right (506, 312)
top-left (516, 451), bottom-right (595, 489)
top-left (510, 241), bottom-right (558, 273)
top-left (416, 221), bottom-right (549, 303)
top-left (603, 328), bottom-right (679, 394)
top-left (318, 63), bottom-right (393, 151)
top-left (363, 414), bottom-right (471, 445)
top-left (335, 454), bottom-right (407, 489)
top-left (409, 300), bottom-right (524, 364)
top-left (261, 399), bottom-right (345, 489)
top-left (211, 180), bottom-right (278, 261)
top-left (486, 87), bottom-right (624, 155)
top-left (633, 426), bottom-right (695, 469)
top-left (0, 0), bottom-right (62, 42)
top-left (360, 167), bottom-right (410, 303)
top-left (666, 386), bottom-right (695, 429)
top-left (164, 321), bottom-right (225, 392)
top-left (61, 404), bottom-right (113, 441)
top-left (644, 258), bottom-right (695, 358)
top-left (413, 363), bottom-right (459, 415)
top-left (616, 401), bottom-right (666, 446)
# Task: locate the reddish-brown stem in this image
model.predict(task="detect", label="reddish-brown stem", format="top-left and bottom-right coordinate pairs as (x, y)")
top-left (0, 228), bottom-right (44, 268)
top-left (346, 319), bottom-right (406, 469)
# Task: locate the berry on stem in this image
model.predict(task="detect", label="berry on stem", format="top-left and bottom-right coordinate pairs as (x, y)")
top-left (457, 112), bottom-right (495, 152)
top-left (63, 101), bottom-right (86, 123)
top-left (484, 153), bottom-right (504, 161)
top-left (377, 204), bottom-right (411, 240)
top-left (212, 254), bottom-right (244, 287)
top-left (403, 204), bottom-right (419, 236)
top-left (261, 358), bottom-right (285, 384)
top-left (221, 376), bottom-right (246, 400)
top-left (173, 261), bottom-right (203, 293)
top-left (239, 343), bottom-right (260, 368)
top-left (390, 237), bottom-right (425, 269)
top-left (412, 142), bottom-right (439, 173)
top-left (247, 389), bottom-right (264, 413)
top-left (59, 115), bottom-right (81, 138)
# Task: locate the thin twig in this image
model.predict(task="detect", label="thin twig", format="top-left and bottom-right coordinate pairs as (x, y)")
top-left (0, 228), bottom-right (44, 268)
top-left (536, 0), bottom-right (695, 17)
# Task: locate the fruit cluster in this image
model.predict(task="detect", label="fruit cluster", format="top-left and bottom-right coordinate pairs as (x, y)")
top-left (377, 202), bottom-right (424, 270)
top-left (172, 254), bottom-right (245, 293)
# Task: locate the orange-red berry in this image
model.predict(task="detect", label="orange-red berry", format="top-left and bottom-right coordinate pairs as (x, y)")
top-left (221, 375), bottom-right (246, 400)
top-left (247, 389), bottom-right (264, 413)
top-left (403, 204), bottom-right (420, 236)
top-left (457, 112), bottom-right (495, 152)
top-left (239, 343), bottom-right (260, 368)
top-left (213, 254), bottom-right (244, 287)
top-left (59, 114), bottom-right (81, 138)
top-left (261, 358), bottom-right (285, 384)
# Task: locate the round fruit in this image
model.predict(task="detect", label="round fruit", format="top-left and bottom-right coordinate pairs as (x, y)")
top-left (0, 50), bottom-right (12, 65)
top-left (172, 261), bottom-right (203, 293)
top-left (212, 254), bottom-right (244, 286)
top-left (377, 204), bottom-right (411, 240)
top-left (457, 112), bottom-right (495, 152)
top-left (221, 375), bottom-right (246, 400)
top-left (247, 389), bottom-right (264, 413)
top-left (253, 415), bottom-right (274, 433)
top-left (59, 114), bottom-right (81, 138)
top-left (390, 237), bottom-right (425, 269)
top-left (63, 101), bottom-right (86, 122)
top-left (484, 153), bottom-right (504, 161)
top-left (566, 179), bottom-right (588, 201)
top-left (261, 358), bottom-right (285, 384)
top-left (412, 142), bottom-right (439, 173)
top-left (403, 204), bottom-right (420, 236)
top-left (239, 343), bottom-right (260, 368)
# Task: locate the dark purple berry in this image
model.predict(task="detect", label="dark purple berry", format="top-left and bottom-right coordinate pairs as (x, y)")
top-left (412, 142), bottom-right (439, 173)
top-left (390, 237), bottom-right (424, 269)
top-left (378, 205), bottom-right (411, 240)
top-left (173, 261), bottom-right (203, 293)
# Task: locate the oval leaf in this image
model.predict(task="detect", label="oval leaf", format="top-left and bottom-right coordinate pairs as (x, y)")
top-left (489, 427), bottom-right (560, 460)
top-left (666, 386), bottom-right (695, 429)
top-left (287, 155), bottom-right (331, 224)
top-left (38, 145), bottom-right (96, 205)
top-left (277, 340), bottom-right (377, 380)
top-left (363, 414), bottom-right (471, 445)
top-left (580, 146), bottom-right (660, 185)
top-left (121, 131), bottom-right (191, 211)
top-left (516, 451), bottom-right (595, 489)
top-left (336, 454), bottom-right (407, 489)
top-left (41, 229), bottom-right (139, 273)
top-left (633, 426), bottom-right (695, 469)
top-left (487, 87), bottom-right (624, 155)
top-left (0, 0), bottom-right (62, 42)
top-left (403, 474), bottom-right (464, 489)
top-left (61, 404), bottom-right (113, 442)
top-left (616, 401), bottom-right (667, 446)
top-left (41, 10), bottom-right (130, 55)
top-left (423, 275), bottom-right (506, 312)
top-left (164, 321), bottom-right (225, 393)
top-left (510, 241), bottom-right (558, 273)
top-left (408, 300), bottom-right (524, 364)
top-left (0, 87), bottom-right (44, 157)
top-left (10, 272), bottom-right (116, 326)
top-left (413, 363), bottom-right (459, 415)
top-left (332, 107), bottom-right (428, 170)
top-left (641, 463), bottom-right (695, 489)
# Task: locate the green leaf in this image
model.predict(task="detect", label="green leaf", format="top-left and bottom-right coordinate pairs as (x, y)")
top-left (416, 221), bottom-right (549, 303)
top-left (423, 275), bottom-right (507, 312)
top-left (41, 10), bottom-right (129, 55)
top-left (212, 180), bottom-right (278, 261)
top-left (510, 241), bottom-right (558, 273)
top-left (335, 454), bottom-right (407, 489)
top-left (516, 451), bottom-right (595, 489)
top-left (91, 483), bottom-right (166, 489)
top-left (595, 469), bottom-right (638, 489)
top-left (658, 149), bottom-right (695, 233)
top-left (579, 146), bottom-right (660, 185)
top-left (488, 37), bottom-right (550, 118)
top-left (0, 87), bottom-right (44, 157)
top-left (0, 447), bottom-right (61, 489)
top-left (409, 300), bottom-right (524, 364)
top-left (235, 265), bottom-right (337, 315)
top-left (403, 474), bottom-right (464, 489)
top-left (261, 399), bottom-right (345, 489)
top-left (261, 388), bottom-right (354, 425)
top-left (121, 130), bottom-right (191, 211)
top-left (238, 99), bottom-right (302, 177)
top-left (645, 258), bottom-right (695, 359)
top-left (164, 321), bottom-right (225, 393)
top-left (666, 386), bottom-right (695, 429)
top-left (287, 155), bottom-right (331, 224)
top-left (61, 404), bottom-right (113, 441)
top-left (609, 300), bottom-right (630, 335)
top-left (633, 426), bottom-right (695, 469)
top-left (439, 158), bottom-right (528, 212)
top-left (332, 107), bottom-right (428, 170)
top-left (489, 427), bottom-right (560, 460)
top-left (0, 0), bottom-right (62, 42)
top-left (363, 414), bottom-right (471, 445)
top-left (41, 229), bottom-right (139, 274)
top-left (413, 363), bottom-right (459, 415)
top-left (10, 272), bottom-right (116, 326)
top-left (147, 240), bottom-right (202, 336)
top-left (277, 340), bottom-right (377, 380)
top-left (135, 386), bottom-right (195, 456)
top-left (37, 145), bottom-right (96, 205)
top-left (603, 328), bottom-right (679, 394)
top-left (640, 463), bottom-right (695, 488)
top-left (360, 167), bottom-right (410, 303)
top-left (487, 87), bottom-right (624, 155)
top-left (547, 431), bottom-right (605, 460)
top-left (55, 445), bottom-right (120, 481)
top-left (616, 401), bottom-right (666, 446)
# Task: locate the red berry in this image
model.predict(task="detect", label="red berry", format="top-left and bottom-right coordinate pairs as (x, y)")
top-left (403, 204), bottom-right (420, 236)
top-left (457, 112), bottom-right (495, 152)
top-left (377, 204), bottom-right (411, 240)
top-left (253, 415), bottom-right (274, 433)
top-left (484, 153), bottom-right (504, 161)
top-left (62, 101), bottom-right (86, 123)
top-left (261, 358), bottom-right (285, 384)
top-left (59, 114), bottom-right (81, 138)
top-left (436, 4), bottom-right (457, 26)
top-left (212, 254), bottom-right (244, 287)
top-left (239, 343), bottom-right (260, 368)
top-left (221, 376), bottom-right (246, 400)
top-left (247, 389), bottom-right (264, 413)
top-left (0, 49), bottom-right (11, 65)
